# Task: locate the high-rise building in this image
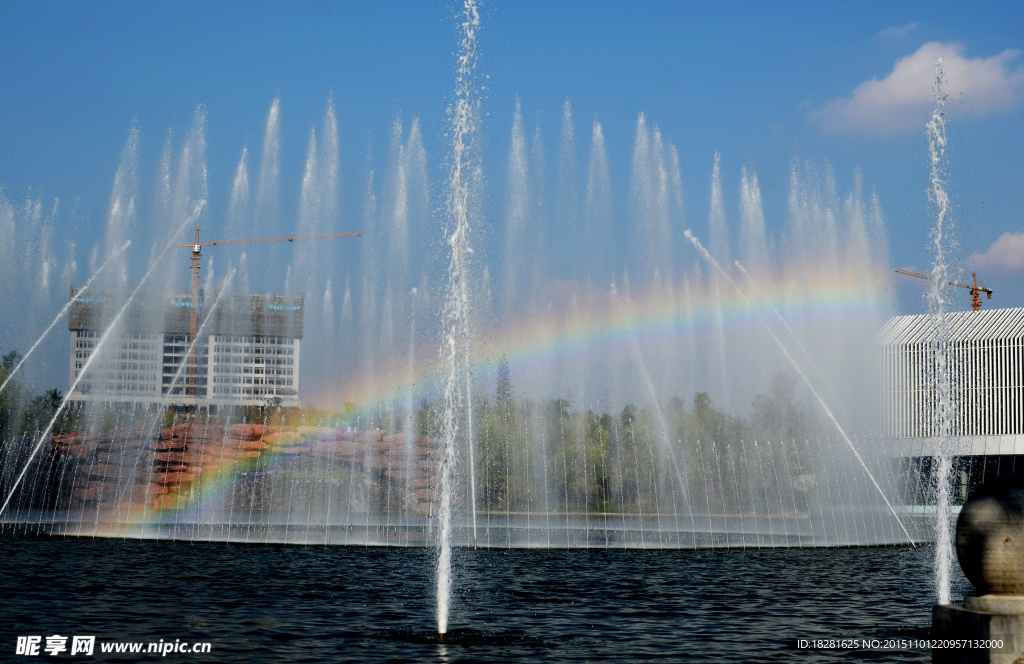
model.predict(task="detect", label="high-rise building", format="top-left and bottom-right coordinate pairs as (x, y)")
top-left (67, 286), bottom-right (303, 414)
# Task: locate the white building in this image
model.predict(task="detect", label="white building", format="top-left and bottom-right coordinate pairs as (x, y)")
top-left (878, 307), bottom-right (1024, 499)
top-left (67, 287), bottom-right (303, 414)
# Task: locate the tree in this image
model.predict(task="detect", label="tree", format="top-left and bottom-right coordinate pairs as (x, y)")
top-left (751, 372), bottom-right (814, 508)
top-left (2, 349), bottom-right (21, 372)
top-left (495, 355), bottom-right (512, 404)
top-left (417, 397), bottom-right (436, 437)
top-left (43, 388), bottom-right (62, 411)
top-left (751, 372), bottom-right (807, 443)
top-left (692, 391), bottom-right (726, 443)
top-left (0, 348), bottom-right (28, 442)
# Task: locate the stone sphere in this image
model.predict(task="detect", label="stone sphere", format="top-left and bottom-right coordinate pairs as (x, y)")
top-left (956, 472), bottom-right (1024, 595)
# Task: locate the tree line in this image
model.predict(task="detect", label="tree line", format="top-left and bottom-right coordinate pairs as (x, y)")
top-left (0, 348), bottom-right (74, 445)
top-left (413, 355), bottom-right (822, 515)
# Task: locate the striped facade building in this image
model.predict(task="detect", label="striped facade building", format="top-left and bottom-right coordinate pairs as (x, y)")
top-left (67, 287), bottom-right (304, 413)
top-left (878, 307), bottom-right (1024, 501)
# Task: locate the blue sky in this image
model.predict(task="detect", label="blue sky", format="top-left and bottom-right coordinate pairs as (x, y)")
top-left (1, 1), bottom-right (1023, 389)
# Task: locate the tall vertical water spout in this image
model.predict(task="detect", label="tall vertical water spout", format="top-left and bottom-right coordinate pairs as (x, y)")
top-left (226, 147), bottom-right (251, 290)
top-left (437, 0), bottom-right (481, 639)
top-left (296, 128), bottom-right (321, 272)
top-left (103, 121), bottom-right (140, 289)
top-left (152, 129), bottom-right (173, 255)
top-left (529, 117), bottom-right (548, 296)
top-left (250, 96), bottom-right (282, 291)
top-left (556, 99), bottom-right (579, 278)
top-left (631, 113), bottom-right (675, 283)
top-left (584, 120), bottom-right (613, 283)
top-left (227, 147), bottom-right (250, 235)
top-left (707, 153), bottom-right (732, 409)
top-left (256, 96), bottom-right (282, 236)
top-left (926, 59), bottom-right (955, 606)
top-left (502, 97), bottom-right (530, 315)
top-left (739, 167), bottom-right (768, 277)
top-left (174, 108), bottom-right (210, 240)
top-left (359, 166), bottom-right (379, 415)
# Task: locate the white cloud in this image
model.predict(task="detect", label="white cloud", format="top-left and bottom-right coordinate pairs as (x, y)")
top-left (811, 41), bottom-right (1024, 135)
top-left (877, 23), bottom-right (918, 40)
top-left (968, 232), bottom-right (1024, 272)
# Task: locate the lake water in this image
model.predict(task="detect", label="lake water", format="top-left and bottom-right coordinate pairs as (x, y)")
top-left (0, 535), bottom-right (971, 662)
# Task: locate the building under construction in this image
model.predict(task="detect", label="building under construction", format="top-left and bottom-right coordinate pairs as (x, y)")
top-left (67, 286), bottom-right (303, 413)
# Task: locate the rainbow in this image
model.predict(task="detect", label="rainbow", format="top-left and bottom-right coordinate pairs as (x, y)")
top-left (314, 263), bottom-right (891, 413)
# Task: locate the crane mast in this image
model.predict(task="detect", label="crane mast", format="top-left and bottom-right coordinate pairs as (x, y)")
top-left (176, 225), bottom-right (360, 399)
top-left (188, 226), bottom-right (203, 396)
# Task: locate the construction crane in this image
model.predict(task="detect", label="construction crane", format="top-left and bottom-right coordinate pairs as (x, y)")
top-left (175, 225), bottom-right (360, 397)
top-left (894, 269), bottom-right (993, 312)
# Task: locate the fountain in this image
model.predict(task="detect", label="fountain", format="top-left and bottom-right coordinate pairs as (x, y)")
top-left (925, 58), bottom-right (957, 608)
top-left (0, 96), bottom-right (919, 549)
top-left (684, 230), bottom-right (915, 545)
top-left (436, 0), bottom-right (482, 639)
top-left (0, 1), bottom-right (948, 655)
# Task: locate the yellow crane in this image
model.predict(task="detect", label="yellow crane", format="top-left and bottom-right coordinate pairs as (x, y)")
top-left (894, 269), bottom-right (993, 312)
top-left (176, 225), bottom-right (360, 397)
